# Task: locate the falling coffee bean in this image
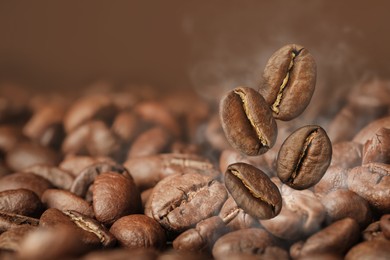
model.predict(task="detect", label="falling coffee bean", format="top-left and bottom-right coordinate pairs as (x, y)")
top-left (219, 86), bottom-right (277, 156)
top-left (224, 163), bottom-right (282, 219)
top-left (277, 125), bottom-right (332, 190)
top-left (260, 44), bottom-right (316, 121)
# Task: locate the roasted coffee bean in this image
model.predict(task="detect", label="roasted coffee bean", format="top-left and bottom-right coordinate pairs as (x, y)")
top-left (70, 162), bottom-right (129, 198)
top-left (321, 189), bottom-right (372, 228)
top-left (61, 122), bottom-right (91, 155)
top-left (159, 249), bottom-right (212, 260)
top-left (18, 225), bottom-right (90, 259)
top-left (290, 218), bottom-right (359, 259)
top-left (0, 172), bottom-right (53, 197)
top-left (348, 163), bottom-right (390, 213)
top-left (218, 196), bottom-right (260, 231)
top-left (224, 163), bottom-right (281, 219)
top-left (82, 248), bottom-right (158, 260)
top-left (173, 216), bottom-right (227, 252)
top-left (328, 103), bottom-right (388, 143)
top-left (261, 180), bottom-right (326, 240)
top-left (314, 166), bottom-right (349, 196)
top-left (219, 86), bottom-right (277, 156)
top-left (110, 214), bottom-right (165, 250)
top-left (40, 208), bottom-right (116, 248)
top-left (260, 44), bottom-right (316, 121)
top-left (330, 141), bottom-right (362, 169)
top-left (0, 126), bottom-right (26, 154)
top-left (134, 101), bottom-right (181, 137)
top-left (362, 127), bottom-right (390, 165)
top-left (59, 155), bottom-right (116, 177)
top-left (86, 121), bottom-right (121, 157)
top-left (362, 221), bottom-right (387, 242)
top-left (93, 172), bottom-right (141, 226)
top-left (0, 211), bottom-right (39, 232)
top-left (146, 173), bottom-right (227, 233)
top-left (127, 127), bottom-right (173, 158)
top-left (353, 116), bottom-right (390, 144)
top-left (124, 153), bottom-right (220, 191)
top-left (111, 111), bottom-right (140, 143)
top-left (0, 225), bottom-right (36, 252)
top-left (345, 240), bottom-right (390, 260)
top-left (5, 142), bottom-right (60, 172)
top-left (141, 188), bottom-right (154, 209)
top-left (63, 94), bottom-right (117, 133)
top-left (0, 189), bottom-right (42, 217)
top-left (212, 228), bottom-right (276, 259)
top-left (380, 214), bottom-right (390, 239)
top-left (23, 104), bottom-right (65, 147)
top-left (23, 164), bottom-right (74, 190)
top-left (41, 189), bottom-right (94, 217)
top-left (277, 125), bottom-right (332, 190)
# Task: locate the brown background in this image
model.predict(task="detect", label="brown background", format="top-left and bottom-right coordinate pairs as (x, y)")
top-left (1, 0), bottom-right (390, 95)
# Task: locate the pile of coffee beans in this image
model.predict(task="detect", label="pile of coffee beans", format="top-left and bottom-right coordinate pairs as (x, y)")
top-left (0, 43), bottom-right (389, 259)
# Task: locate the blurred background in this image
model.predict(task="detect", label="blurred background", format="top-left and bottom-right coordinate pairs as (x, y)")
top-left (1, 0), bottom-right (390, 99)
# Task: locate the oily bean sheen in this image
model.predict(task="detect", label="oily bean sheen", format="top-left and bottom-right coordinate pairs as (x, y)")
top-left (224, 163), bottom-right (282, 219)
top-left (277, 125), bottom-right (332, 190)
top-left (219, 86), bottom-right (277, 156)
top-left (261, 44), bottom-right (316, 121)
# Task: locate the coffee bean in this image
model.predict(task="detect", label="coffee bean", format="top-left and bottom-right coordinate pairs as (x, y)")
top-left (173, 216), bottom-right (227, 252)
top-left (5, 142), bottom-right (61, 172)
top-left (18, 225), bottom-right (90, 259)
top-left (40, 208), bottom-right (116, 248)
top-left (380, 214), bottom-right (390, 240)
top-left (362, 221), bottom-right (387, 242)
top-left (219, 86), bottom-right (277, 156)
top-left (348, 163), bottom-right (390, 213)
top-left (93, 172), bottom-right (141, 226)
top-left (224, 163), bottom-right (282, 220)
top-left (0, 225), bottom-right (36, 252)
top-left (41, 189), bottom-right (94, 217)
top-left (127, 127), bottom-right (173, 158)
top-left (111, 111), bottom-right (140, 143)
top-left (353, 116), bottom-right (390, 144)
top-left (260, 44), bottom-right (316, 121)
top-left (86, 121), bottom-right (121, 157)
top-left (330, 141), bottom-right (362, 169)
top-left (345, 240), bottom-right (390, 260)
top-left (328, 103), bottom-right (388, 143)
top-left (59, 155), bottom-right (116, 177)
top-left (218, 196), bottom-right (260, 231)
top-left (61, 122), bottom-right (91, 155)
top-left (260, 180), bottom-right (326, 240)
top-left (83, 248), bottom-right (159, 260)
top-left (63, 94), bottom-right (117, 133)
top-left (70, 161), bottom-right (129, 198)
top-left (124, 153), bottom-right (220, 191)
top-left (0, 125), bottom-right (26, 153)
top-left (212, 228), bottom-right (276, 259)
top-left (146, 173), bottom-right (227, 233)
top-left (23, 104), bottom-right (65, 148)
top-left (134, 101), bottom-right (181, 137)
top-left (0, 172), bottom-right (53, 197)
top-left (110, 214), bottom-right (165, 250)
top-left (321, 189), bottom-right (372, 228)
top-left (290, 218), bottom-right (359, 259)
top-left (23, 164), bottom-right (74, 190)
top-left (277, 125), bottom-right (332, 190)
top-left (314, 166), bottom-right (349, 196)
top-left (0, 211), bottom-right (39, 232)
top-left (362, 127), bottom-right (390, 165)
top-left (0, 189), bottom-right (43, 217)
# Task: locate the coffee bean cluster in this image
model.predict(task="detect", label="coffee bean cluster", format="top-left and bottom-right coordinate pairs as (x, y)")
top-left (0, 45), bottom-right (389, 259)
top-left (220, 44), bottom-right (331, 220)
